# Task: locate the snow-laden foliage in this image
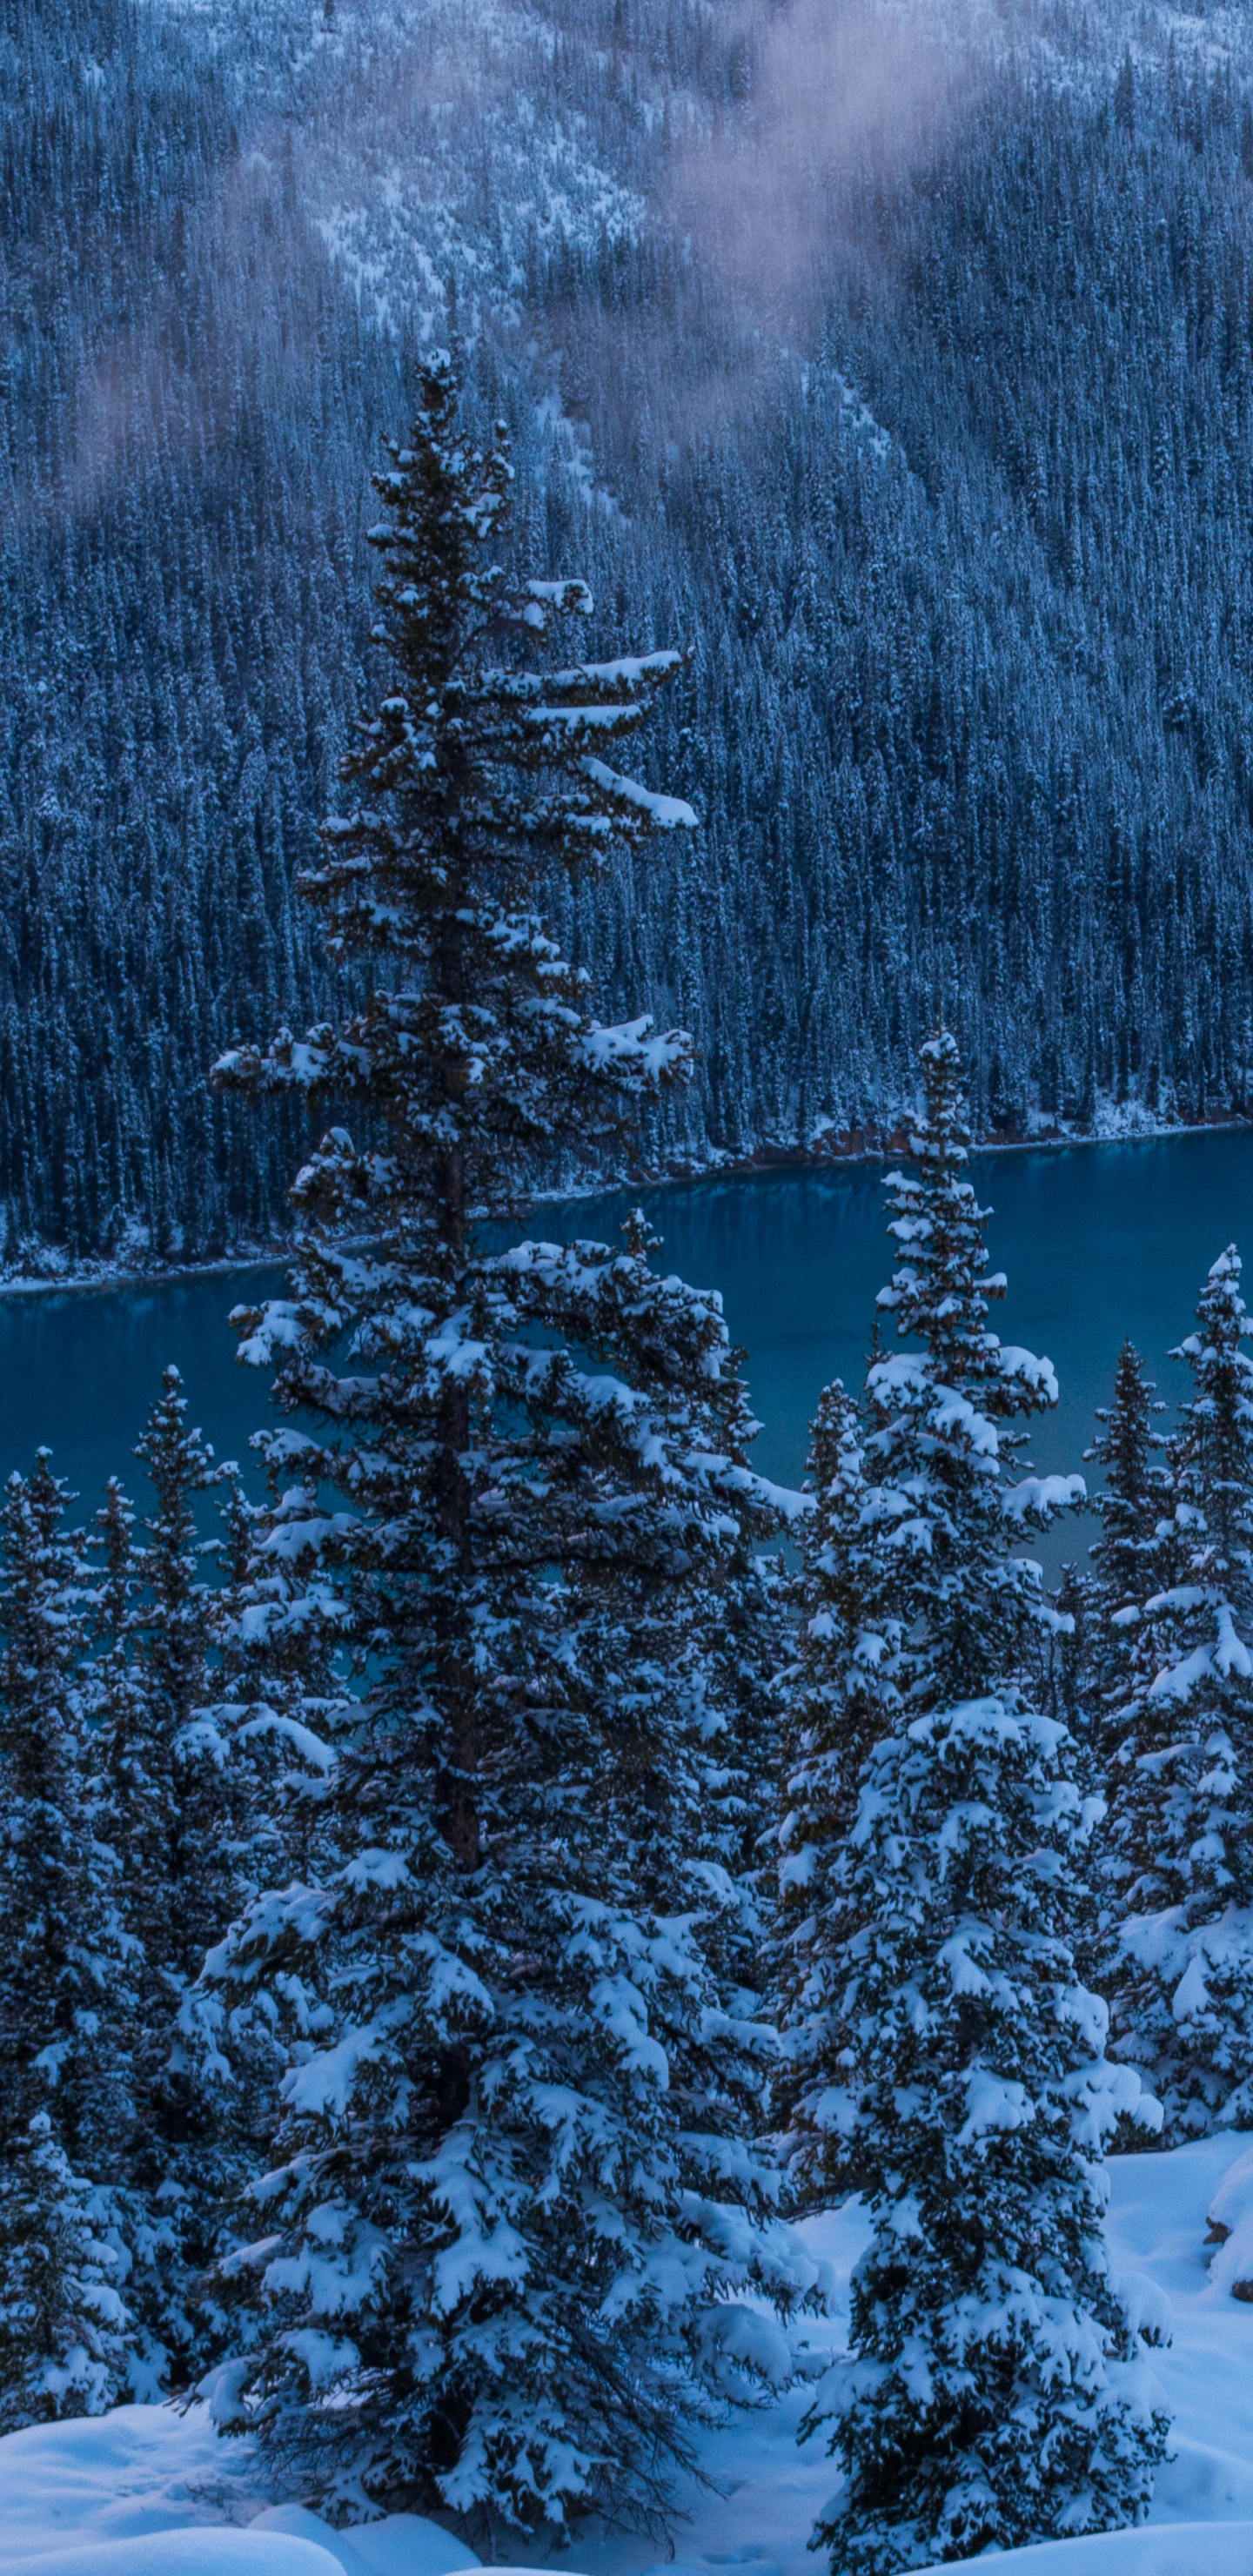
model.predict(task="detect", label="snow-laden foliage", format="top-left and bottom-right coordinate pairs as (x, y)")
top-left (1086, 1344), bottom-right (1173, 1659)
top-left (1099, 1249), bottom-right (1253, 2140)
top-left (99, 1372), bottom-right (226, 2006)
top-left (77, 1372), bottom-right (338, 2389)
top-left (88, 1374), bottom-right (251, 2379)
top-left (1077, 1339), bottom-right (1174, 1793)
top-left (204, 356), bottom-right (820, 2539)
top-left (774, 1376), bottom-right (901, 2213)
top-left (0, 1462), bottom-right (142, 2424)
top-left (0, 1456), bottom-right (134, 2184)
top-left (778, 1033), bottom-right (1169, 2574)
top-left (0, 2116), bottom-right (132, 2437)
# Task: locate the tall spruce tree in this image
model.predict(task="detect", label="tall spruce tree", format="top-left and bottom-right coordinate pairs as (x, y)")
top-left (204, 354), bottom-right (818, 2537)
top-left (778, 1034), bottom-right (1169, 2575)
top-left (1102, 1249), bottom-right (1253, 2137)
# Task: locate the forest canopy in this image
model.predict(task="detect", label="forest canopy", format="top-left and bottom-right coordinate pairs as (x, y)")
top-left (6, 0), bottom-right (1253, 1260)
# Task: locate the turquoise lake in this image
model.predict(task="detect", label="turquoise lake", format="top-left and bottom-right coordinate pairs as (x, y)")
top-left (5, 1130), bottom-right (1253, 1553)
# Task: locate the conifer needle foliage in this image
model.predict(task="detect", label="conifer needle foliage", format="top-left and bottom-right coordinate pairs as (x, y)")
top-left (207, 354), bottom-right (821, 2539)
top-left (1096, 1250), bottom-right (1253, 2137)
top-left (778, 1034), bottom-right (1170, 2576)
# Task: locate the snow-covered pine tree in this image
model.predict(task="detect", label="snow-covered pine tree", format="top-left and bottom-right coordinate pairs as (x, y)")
top-left (1083, 1340), bottom-right (1171, 1745)
top-left (1102, 1248), bottom-right (1253, 2137)
top-left (778, 1033), bottom-right (1169, 2574)
top-left (174, 1470), bottom-right (347, 2247)
top-left (93, 1477), bottom-right (147, 1801)
top-left (1076, 1341), bottom-right (1171, 2006)
top-left (202, 1468), bottom-right (345, 1894)
top-left (94, 1372), bottom-right (225, 2024)
top-left (0, 1455), bottom-right (133, 2182)
top-left (0, 1456), bottom-right (140, 2424)
top-left (0, 2114), bottom-right (132, 2436)
top-left (92, 1369), bottom-right (323, 2385)
top-left (1087, 1341), bottom-right (1172, 1621)
top-left (694, 1541), bottom-right (791, 2026)
top-left (776, 1376), bottom-right (904, 2206)
top-left (204, 353), bottom-right (819, 2539)
top-left (93, 1369), bottom-right (227, 2378)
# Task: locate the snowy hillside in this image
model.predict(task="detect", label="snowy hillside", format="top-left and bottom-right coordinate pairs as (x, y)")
top-left (17, 0), bottom-right (1253, 1259)
top-left (151, 0), bottom-right (648, 346)
top-left (8, 2143), bottom-right (1253, 2576)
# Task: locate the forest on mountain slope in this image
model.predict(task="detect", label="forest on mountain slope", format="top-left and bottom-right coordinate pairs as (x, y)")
top-left (7, 0), bottom-right (1253, 1262)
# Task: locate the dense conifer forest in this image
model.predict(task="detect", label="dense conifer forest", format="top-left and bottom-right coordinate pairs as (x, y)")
top-left (10, 0), bottom-right (1253, 1263)
top-left (14, 7), bottom-right (1253, 2564)
top-left (3, 377), bottom-right (1222, 2567)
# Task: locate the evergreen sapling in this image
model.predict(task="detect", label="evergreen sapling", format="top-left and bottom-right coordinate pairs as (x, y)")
top-left (0, 1456), bottom-right (138, 2422)
top-left (1083, 1340), bottom-right (1171, 1757)
top-left (0, 2115), bottom-right (131, 2436)
top-left (0, 1455), bottom-right (134, 2183)
top-left (1104, 1250), bottom-right (1253, 2136)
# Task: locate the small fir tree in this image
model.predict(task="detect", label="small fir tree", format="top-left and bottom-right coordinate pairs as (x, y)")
top-left (777, 1377), bottom-right (903, 2204)
top-left (175, 1467), bottom-right (347, 2234)
top-left (1083, 1340), bottom-right (1171, 1748)
top-left (200, 1467), bottom-right (346, 1891)
top-left (695, 1543), bottom-right (792, 2017)
top-left (1044, 1559), bottom-right (1092, 1748)
top-left (778, 1034), bottom-right (1170, 2575)
top-left (1079, 1341), bottom-right (1170, 2006)
top-left (92, 1373), bottom-right (334, 2385)
top-left (90, 1373), bottom-right (229, 2381)
top-left (92, 1477), bottom-right (150, 1817)
top-left (1102, 1249), bottom-right (1253, 2137)
top-left (128, 1365), bottom-right (226, 1989)
top-left (1086, 1340), bottom-right (1171, 1617)
top-left (0, 1456), bottom-right (134, 2182)
top-left (205, 356), bottom-right (817, 2537)
top-left (0, 2115), bottom-right (132, 2435)
top-left (0, 1457), bottom-right (140, 2425)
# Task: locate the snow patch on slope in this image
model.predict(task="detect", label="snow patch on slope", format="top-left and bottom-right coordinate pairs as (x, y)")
top-left (0, 2539), bottom-right (341, 2576)
top-left (0, 2405), bottom-right (481, 2576)
top-left (10, 2149), bottom-right (1253, 2576)
top-left (144, 0), bottom-right (643, 350)
top-left (917, 2531), bottom-right (1253, 2576)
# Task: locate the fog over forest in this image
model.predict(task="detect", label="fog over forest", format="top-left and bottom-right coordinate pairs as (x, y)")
top-left (8, 0), bottom-right (1253, 1262)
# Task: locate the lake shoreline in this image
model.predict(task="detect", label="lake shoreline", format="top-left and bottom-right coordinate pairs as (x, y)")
top-left (3, 1107), bottom-right (1250, 1302)
top-left (6, 1120), bottom-right (1253, 1521)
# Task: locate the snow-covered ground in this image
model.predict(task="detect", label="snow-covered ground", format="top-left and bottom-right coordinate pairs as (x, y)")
top-left (6, 2142), bottom-right (1253, 2576)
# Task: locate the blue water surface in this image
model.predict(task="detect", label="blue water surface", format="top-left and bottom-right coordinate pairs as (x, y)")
top-left (3, 1130), bottom-right (1252, 1532)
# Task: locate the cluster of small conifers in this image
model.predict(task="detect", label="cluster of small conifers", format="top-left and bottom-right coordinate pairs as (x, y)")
top-left (2, 358), bottom-right (1247, 2576)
